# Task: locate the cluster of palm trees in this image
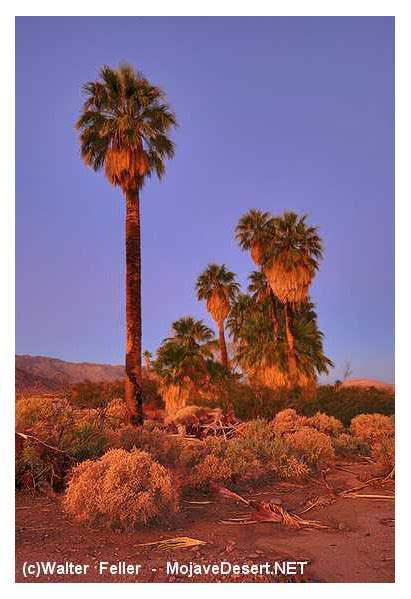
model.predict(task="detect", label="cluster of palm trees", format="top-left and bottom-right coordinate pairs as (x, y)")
top-left (76, 63), bottom-right (332, 423)
top-left (152, 210), bottom-right (333, 414)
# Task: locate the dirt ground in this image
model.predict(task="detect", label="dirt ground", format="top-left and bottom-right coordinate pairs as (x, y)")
top-left (15, 460), bottom-right (394, 583)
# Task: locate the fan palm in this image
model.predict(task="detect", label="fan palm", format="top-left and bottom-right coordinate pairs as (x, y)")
top-left (154, 318), bottom-right (218, 416)
top-left (263, 212), bottom-right (323, 374)
top-left (248, 270), bottom-right (281, 339)
top-left (76, 64), bottom-right (177, 424)
top-left (264, 212), bottom-right (323, 305)
top-left (196, 264), bottom-right (239, 369)
top-left (235, 209), bottom-right (274, 265)
top-left (165, 317), bottom-right (215, 354)
top-left (232, 295), bottom-right (333, 388)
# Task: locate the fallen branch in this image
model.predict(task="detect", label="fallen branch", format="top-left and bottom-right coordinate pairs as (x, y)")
top-left (15, 432), bottom-right (75, 460)
top-left (212, 484), bottom-right (329, 529)
top-left (135, 537), bottom-right (207, 550)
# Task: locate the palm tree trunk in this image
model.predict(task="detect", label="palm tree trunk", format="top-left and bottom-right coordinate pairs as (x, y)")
top-left (269, 291), bottom-right (280, 339)
top-left (125, 189), bottom-right (143, 425)
top-left (218, 321), bottom-right (229, 369)
top-left (283, 302), bottom-right (297, 374)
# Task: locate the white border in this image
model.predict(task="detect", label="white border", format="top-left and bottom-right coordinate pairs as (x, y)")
top-left (2, 3), bottom-right (409, 597)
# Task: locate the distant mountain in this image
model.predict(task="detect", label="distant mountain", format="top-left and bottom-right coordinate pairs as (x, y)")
top-left (16, 355), bottom-right (124, 394)
top-left (341, 378), bottom-right (395, 393)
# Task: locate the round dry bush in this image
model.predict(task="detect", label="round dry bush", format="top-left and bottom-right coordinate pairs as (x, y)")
top-left (350, 414), bottom-right (394, 445)
top-left (271, 409), bottom-right (308, 435)
top-left (64, 448), bottom-right (179, 530)
top-left (285, 427), bottom-right (335, 465)
top-left (307, 412), bottom-right (344, 436)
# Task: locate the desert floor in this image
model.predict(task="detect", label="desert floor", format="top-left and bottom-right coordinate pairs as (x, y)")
top-left (15, 460), bottom-right (394, 583)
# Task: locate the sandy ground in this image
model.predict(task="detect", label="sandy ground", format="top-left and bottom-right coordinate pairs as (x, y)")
top-left (15, 461), bottom-right (394, 583)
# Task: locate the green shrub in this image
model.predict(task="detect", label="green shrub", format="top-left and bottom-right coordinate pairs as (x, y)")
top-left (195, 381), bottom-right (394, 425)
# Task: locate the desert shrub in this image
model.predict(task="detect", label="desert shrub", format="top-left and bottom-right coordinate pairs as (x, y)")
top-left (184, 420), bottom-right (309, 487)
top-left (371, 435), bottom-right (395, 467)
top-left (190, 453), bottom-right (234, 487)
top-left (310, 386), bottom-right (395, 425)
top-left (306, 412), bottom-right (344, 436)
top-left (15, 397), bottom-right (67, 430)
top-left (16, 440), bottom-right (46, 481)
top-left (106, 425), bottom-right (183, 467)
top-left (350, 414), bottom-right (394, 445)
top-left (197, 380), bottom-right (394, 424)
top-left (64, 448), bottom-right (179, 530)
top-left (332, 432), bottom-right (368, 456)
top-left (104, 398), bottom-right (129, 429)
top-left (271, 409), bottom-right (308, 434)
top-left (70, 379), bottom-right (125, 409)
top-left (285, 427), bottom-right (335, 466)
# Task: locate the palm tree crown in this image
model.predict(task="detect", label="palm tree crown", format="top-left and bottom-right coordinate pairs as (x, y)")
top-left (235, 209), bottom-right (274, 265)
top-left (196, 264), bottom-right (239, 324)
top-left (264, 212), bottom-right (323, 305)
top-left (164, 316), bottom-right (215, 355)
top-left (76, 64), bottom-right (177, 192)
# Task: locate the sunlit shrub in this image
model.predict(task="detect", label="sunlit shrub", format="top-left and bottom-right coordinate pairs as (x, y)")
top-left (187, 419), bottom-right (310, 486)
top-left (275, 455), bottom-right (310, 479)
top-left (104, 398), bottom-right (129, 429)
top-left (350, 414), bottom-right (394, 445)
top-left (106, 425), bottom-right (183, 467)
top-left (332, 432), bottom-right (368, 456)
top-left (64, 448), bottom-right (179, 530)
top-left (306, 412), bottom-right (344, 436)
top-left (285, 427), bottom-right (335, 465)
top-left (271, 409), bottom-right (308, 435)
top-left (191, 454), bottom-right (234, 487)
top-left (371, 436), bottom-right (395, 467)
top-left (15, 397), bottom-right (65, 430)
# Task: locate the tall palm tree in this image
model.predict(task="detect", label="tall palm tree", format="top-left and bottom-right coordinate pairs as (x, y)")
top-left (76, 64), bottom-right (177, 425)
top-left (263, 212), bottom-right (323, 374)
top-left (196, 264), bottom-right (239, 369)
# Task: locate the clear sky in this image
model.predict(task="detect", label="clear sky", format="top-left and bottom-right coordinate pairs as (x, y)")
top-left (16, 16), bottom-right (394, 382)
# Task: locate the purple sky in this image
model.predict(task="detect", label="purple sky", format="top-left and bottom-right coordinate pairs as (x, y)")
top-left (16, 17), bottom-right (394, 382)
